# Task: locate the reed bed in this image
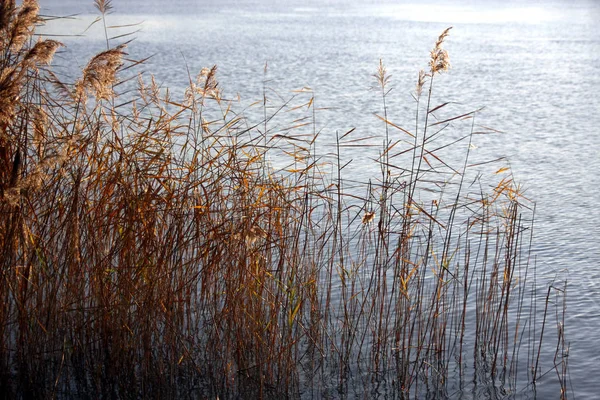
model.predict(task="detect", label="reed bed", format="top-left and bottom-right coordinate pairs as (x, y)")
top-left (0, 1), bottom-right (569, 398)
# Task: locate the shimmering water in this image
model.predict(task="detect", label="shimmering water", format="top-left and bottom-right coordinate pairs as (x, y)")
top-left (39, 0), bottom-right (600, 397)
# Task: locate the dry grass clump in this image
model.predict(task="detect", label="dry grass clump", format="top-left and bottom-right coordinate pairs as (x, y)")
top-left (0, 2), bottom-right (569, 399)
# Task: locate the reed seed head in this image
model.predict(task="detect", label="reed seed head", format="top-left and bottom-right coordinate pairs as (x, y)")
top-left (362, 211), bottom-right (376, 224)
top-left (94, 0), bottom-right (113, 15)
top-left (429, 26), bottom-right (452, 75)
top-left (197, 65), bottom-right (221, 100)
top-left (24, 38), bottom-right (63, 67)
top-left (245, 224), bottom-right (266, 247)
top-left (0, 66), bottom-right (23, 126)
top-left (0, 0), bottom-right (16, 33)
top-left (75, 44), bottom-right (126, 101)
top-left (10, 0), bottom-right (39, 52)
top-left (374, 59), bottom-right (391, 90)
top-left (416, 69), bottom-right (427, 98)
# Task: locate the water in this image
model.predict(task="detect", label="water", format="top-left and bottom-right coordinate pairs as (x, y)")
top-left (39, 0), bottom-right (600, 397)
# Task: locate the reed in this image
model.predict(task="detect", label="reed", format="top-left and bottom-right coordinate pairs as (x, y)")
top-left (0, 1), bottom-right (569, 398)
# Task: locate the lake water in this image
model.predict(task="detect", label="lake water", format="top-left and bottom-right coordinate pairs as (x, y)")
top-left (39, 0), bottom-right (600, 397)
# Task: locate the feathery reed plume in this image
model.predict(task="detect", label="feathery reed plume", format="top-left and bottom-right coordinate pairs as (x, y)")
top-left (75, 44), bottom-right (126, 101)
top-left (0, 67), bottom-right (21, 126)
top-left (94, 0), bottom-right (113, 15)
top-left (362, 210), bottom-right (376, 224)
top-left (94, 0), bottom-right (113, 49)
top-left (45, 70), bottom-right (72, 100)
top-left (245, 224), bottom-right (267, 247)
top-left (32, 106), bottom-right (47, 145)
top-left (9, 0), bottom-right (39, 51)
top-left (24, 38), bottom-right (62, 67)
top-left (434, 26), bottom-right (452, 49)
top-left (416, 69), bottom-right (426, 98)
top-left (198, 65), bottom-right (220, 100)
top-left (429, 26), bottom-right (452, 75)
top-left (374, 58), bottom-right (391, 90)
top-left (0, 0), bottom-right (15, 33)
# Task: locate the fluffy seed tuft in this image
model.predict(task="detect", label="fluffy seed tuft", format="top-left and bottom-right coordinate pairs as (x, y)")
top-left (9, 0), bottom-right (39, 52)
top-left (429, 27), bottom-right (452, 75)
top-left (75, 44), bottom-right (127, 101)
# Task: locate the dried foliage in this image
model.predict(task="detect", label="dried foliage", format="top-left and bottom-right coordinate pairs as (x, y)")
top-left (0, 4), bottom-right (569, 399)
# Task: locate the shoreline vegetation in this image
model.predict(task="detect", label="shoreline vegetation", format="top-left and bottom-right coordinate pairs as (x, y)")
top-left (0, 1), bottom-right (569, 398)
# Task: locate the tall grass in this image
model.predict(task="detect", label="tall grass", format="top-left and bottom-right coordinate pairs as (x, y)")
top-left (0, 1), bottom-right (569, 398)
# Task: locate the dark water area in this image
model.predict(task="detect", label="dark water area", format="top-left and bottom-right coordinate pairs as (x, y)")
top-left (37, 0), bottom-right (600, 397)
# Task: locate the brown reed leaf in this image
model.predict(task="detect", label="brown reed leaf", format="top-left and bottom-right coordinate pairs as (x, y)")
top-left (374, 114), bottom-right (415, 138)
